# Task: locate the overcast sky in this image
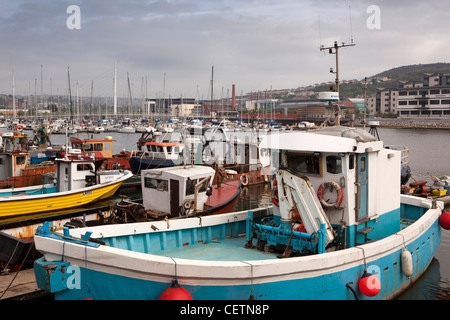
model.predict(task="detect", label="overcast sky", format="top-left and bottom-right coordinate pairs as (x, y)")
top-left (0, 0), bottom-right (448, 100)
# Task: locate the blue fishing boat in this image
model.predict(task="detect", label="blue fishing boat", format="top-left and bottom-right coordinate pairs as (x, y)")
top-left (32, 126), bottom-right (450, 300)
top-left (31, 41), bottom-right (450, 300)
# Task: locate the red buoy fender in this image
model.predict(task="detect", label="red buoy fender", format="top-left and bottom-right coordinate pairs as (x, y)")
top-left (317, 181), bottom-right (344, 208)
top-left (358, 272), bottom-right (381, 297)
top-left (439, 211), bottom-right (450, 230)
top-left (271, 179), bottom-right (279, 206)
top-left (159, 279), bottom-right (193, 300)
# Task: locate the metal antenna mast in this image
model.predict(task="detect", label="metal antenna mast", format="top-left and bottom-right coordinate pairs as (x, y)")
top-left (320, 40), bottom-right (355, 125)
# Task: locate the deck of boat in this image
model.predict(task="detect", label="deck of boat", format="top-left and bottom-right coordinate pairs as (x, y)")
top-left (150, 236), bottom-right (279, 261)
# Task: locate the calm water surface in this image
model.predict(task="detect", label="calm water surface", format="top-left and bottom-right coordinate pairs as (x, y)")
top-left (377, 128), bottom-right (450, 300)
top-left (50, 128), bottom-right (450, 300)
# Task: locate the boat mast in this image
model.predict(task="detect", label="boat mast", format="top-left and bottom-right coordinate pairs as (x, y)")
top-left (68, 67), bottom-right (73, 123)
top-left (320, 40), bottom-right (355, 126)
top-left (210, 66), bottom-right (214, 121)
top-left (114, 61), bottom-right (117, 118)
top-left (12, 70), bottom-right (15, 123)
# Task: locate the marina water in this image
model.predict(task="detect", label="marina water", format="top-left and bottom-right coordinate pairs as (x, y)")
top-left (48, 127), bottom-right (450, 300)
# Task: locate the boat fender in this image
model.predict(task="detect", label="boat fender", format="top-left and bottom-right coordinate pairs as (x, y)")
top-left (317, 181), bottom-right (344, 208)
top-left (401, 249), bottom-right (413, 277)
top-left (158, 278), bottom-right (193, 300)
top-left (240, 174), bottom-right (249, 186)
top-left (439, 211), bottom-right (450, 230)
top-left (358, 271), bottom-right (381, 297)
top-left (271, 179), bottom-right (279, 206)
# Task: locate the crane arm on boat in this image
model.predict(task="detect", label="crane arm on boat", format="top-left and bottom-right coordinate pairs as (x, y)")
top-left (275, 169), bottom-right (336, 245)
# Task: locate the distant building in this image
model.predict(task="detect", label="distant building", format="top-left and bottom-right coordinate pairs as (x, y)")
top-left (342, 98), bottom-right (365, 114)
top-left (367, 88), bottom-right (398, 115)
top-left (144, 97), bottom-right (200, 119)
top-left (276, 99), bottom-right (329, 119)
top-left (397, 73), bottom-right (450, 118)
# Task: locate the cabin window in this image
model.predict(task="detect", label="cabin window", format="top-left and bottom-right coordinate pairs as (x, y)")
top-left (77, 164), bottom-right (93, 171)
top-left (360, 157), bottom-right (366, 172)
top-left (104, 143), bottom-right (111, 151)
top-left (16, 156), bottom-right (26, 165)
top-left (174, 147), bottom-right (180, 154)
top-left (144, 178), bottom-right (168, 191)
top-left (186, 178), bottom-right (196, 196)
top-left (167, 146), bottom-right (172, 153)
top-left (326, 156), bottom-right (342, 174)
top-left (286, 152), bottom-right (321, 175)
top-left (186, 177), bottom-right (209, 196)
top-left (349, 155), bottom-right (355, 170)
top-left (84, 143), bottom-right (93, 151)
top-left (157, 146), bottom-right (163, 153)
top-left (94, 143), bottom-right (103, 151)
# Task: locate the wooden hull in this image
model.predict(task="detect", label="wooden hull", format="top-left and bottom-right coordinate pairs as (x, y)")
top-left (204, 180), bottom-right (241, 215)
top-left (0, 172), bottom-right (133, 220)
top-left (0, 164), bottom-right (56, 189)
top-left (0, 201), bottom-right (115, 270)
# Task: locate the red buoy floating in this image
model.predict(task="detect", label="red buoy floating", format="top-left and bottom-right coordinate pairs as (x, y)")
top-left (439, 212), bottom-right (450, 230)
top-left (358, 272), bottom-right (381, 297)
top-left (158, 279), bottom-right (193, 300)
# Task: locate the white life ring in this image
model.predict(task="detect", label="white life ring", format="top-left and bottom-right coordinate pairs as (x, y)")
top-left (317, 181), bottom-right (344, 209)
top-left (183, 200), bottom-right (194, 210)
top-left (240, 174), bottom-right (249, 186)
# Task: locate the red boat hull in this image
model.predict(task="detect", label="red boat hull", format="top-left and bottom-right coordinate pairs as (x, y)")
top-left (204, 180), bottom-right (241, 215)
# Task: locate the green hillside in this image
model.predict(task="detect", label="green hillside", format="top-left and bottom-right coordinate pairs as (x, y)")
top-left (372, 63), bottom-right (450, 81)
top-left (311, 63), bottom-right (450, 98)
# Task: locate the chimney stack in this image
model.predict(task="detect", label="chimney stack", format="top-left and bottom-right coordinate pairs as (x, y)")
top-left (232, 84), bottom-right (236, 107)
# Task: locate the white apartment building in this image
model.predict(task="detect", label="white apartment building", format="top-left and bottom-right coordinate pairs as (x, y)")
top-left (397, 73), bottom-right (450, 118)
top-left (366, 88), bottom-right (398, 115)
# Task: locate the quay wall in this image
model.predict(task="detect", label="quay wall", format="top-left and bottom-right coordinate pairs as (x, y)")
top-left (353, 118), bottom-right (450, 129)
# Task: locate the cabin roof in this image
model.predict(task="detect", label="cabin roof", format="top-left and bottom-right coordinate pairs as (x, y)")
top-left (144, 142), bottom-right (184, 147)
top-left (142, 165), bottom-right (215, 179)
top-left (69, 137), bottom-right (115, 143)
top-left (260, 127), bottom-right (381, 153)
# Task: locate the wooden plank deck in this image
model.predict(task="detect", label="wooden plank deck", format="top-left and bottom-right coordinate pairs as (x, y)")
top-left (0, 268), bottom-right (50, 300)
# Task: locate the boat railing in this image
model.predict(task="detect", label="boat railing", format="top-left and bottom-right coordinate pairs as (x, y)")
top-left (0, 180), bottom-right (14, 190)
top-left (385, 145), bottom-right (410, 166)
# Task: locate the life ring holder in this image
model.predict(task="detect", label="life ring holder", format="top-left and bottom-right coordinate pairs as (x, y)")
top-left (317, 181), bottom-right (344, 209)
top-left (271, 179), bottom-right (279, 206)
top-left (240, 174), bottom-right (249, 187)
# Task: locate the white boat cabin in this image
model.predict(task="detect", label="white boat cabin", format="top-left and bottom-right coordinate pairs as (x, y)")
top-left (0, 132), bottom-right (30, 181)
top-left (141, 165), bottom-right (214, 218)
top-left (260, 126), bottom-right (401, 248)
top-left (230, 138), bottom-right (270, 170)
top-left (55, 158), bottom-right (119, 192)
top-left (132, 137), bottom-right (203, 165)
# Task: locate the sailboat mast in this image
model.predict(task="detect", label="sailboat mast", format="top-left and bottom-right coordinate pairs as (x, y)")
top-left (114, 61), bottom-right (117, 118)
top-left (68, 67), bottom-right (73, 123)
top-left (12, 70), bottom-right (16, 122)
top-left (90, 80), bottom-right (94, 120)
top-left (210, 66), bottom-right (214, 120)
